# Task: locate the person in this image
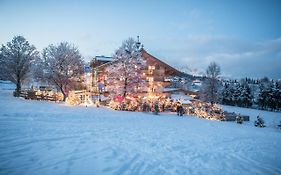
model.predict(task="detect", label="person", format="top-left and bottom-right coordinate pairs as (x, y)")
top-left (142, 102), bottom-right (147, 112)
top-left (176, 102), bottom-right (184, 116)
top-left (121, 102), bottom-right (126, 111)
top-left (176, 102), bottom-right (180, 115)
top-left (154, 102), bottom-right (159, 115)
top-left (178, 104), bottom-right (184, 116)
top-left (254, 115), bottom-right (265, 127)
top-left (236, 114), bottom-right (243, 124)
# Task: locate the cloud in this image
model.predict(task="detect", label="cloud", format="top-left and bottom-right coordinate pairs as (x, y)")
top-left (203, 37), bottom-right (281, 78)
top-left (148, 36), bottom-right (281, 79)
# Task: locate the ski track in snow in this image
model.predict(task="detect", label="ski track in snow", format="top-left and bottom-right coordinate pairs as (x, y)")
top-left (0, 82), bottom-right (281, 175)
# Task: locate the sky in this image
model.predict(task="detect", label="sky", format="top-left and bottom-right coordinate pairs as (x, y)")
top-left (0, 0), bottom-right (281, 79)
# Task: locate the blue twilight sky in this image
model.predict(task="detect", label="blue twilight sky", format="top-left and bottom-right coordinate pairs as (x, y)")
top-left (0, 0), bottom-right (281, 79)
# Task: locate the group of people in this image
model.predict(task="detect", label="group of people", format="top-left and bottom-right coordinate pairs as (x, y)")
top-left (142, 101), bottom-right (161, 115)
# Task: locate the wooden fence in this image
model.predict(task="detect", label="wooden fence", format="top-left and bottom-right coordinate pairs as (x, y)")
top-left (17, 90), bottom-right (63, 101)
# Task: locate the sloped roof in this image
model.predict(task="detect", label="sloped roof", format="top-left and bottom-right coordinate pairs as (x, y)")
top-left (93, 49), bottom-right (182, 76)
top-left (141, 49), bottom-right (181, 76)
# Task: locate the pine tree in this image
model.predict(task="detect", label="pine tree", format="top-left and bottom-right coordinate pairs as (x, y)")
top-left (276, 81), bottom-right (281, 110)
top-left (221, 83), bottom-right (230, 105)
top-left (240, 80), bottom-right (253, 108)
top-left (257, 77), bottom-right (272, 110)
top-left (232, 83), bottom-right (242, 106)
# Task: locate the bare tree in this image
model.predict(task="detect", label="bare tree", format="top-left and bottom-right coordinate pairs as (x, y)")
top-left (201, 62), bottom-right (221, 103)
top-left (0, 36), bottom-right (39, 96)
top-left (106, 37), bottom-right (147, 98)
top-left (40, 42), bottom-right (84, 101)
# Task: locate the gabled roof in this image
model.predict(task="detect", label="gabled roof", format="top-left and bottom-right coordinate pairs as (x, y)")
top-left (93, 49), bottom-right (182, 76)
top-left (141, 49), bottom-right (181, 76)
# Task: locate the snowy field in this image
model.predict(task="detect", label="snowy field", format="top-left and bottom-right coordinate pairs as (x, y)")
top-left (0, 81), bottom-right (281, 175)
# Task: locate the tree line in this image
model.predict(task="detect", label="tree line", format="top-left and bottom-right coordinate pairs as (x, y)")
top-left (0, 36), bottom-right (85, 101)
top-left (221, 77), bottom-right (281, 111)
top-left (0, 36), bottom-right (145, 101)
top-left (200, 62), bottom-right (281, 111)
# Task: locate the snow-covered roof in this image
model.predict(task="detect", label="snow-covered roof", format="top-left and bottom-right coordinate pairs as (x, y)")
top-left (170, 93), bottom-right (192, 104)
top-left (95, 56), bottom-right (113, 62)
top-left (163, 88), bottom-right (180, 92)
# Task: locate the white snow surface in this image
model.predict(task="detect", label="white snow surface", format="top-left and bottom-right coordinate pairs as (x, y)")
top-left (0, 81), bottom-right (281, 175)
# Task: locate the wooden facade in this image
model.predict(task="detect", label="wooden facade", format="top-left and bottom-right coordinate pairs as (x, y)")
top-left (140, 49), bottom-right (181, 95)
top-left (90, 49), bottom-right (181, 98)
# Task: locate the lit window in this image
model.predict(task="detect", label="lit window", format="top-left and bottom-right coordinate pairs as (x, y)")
top-left (146, 77), bottom-right (154, 82)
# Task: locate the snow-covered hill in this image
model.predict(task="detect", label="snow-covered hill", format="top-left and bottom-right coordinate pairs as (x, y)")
top-left (0, 81), bottom-right (281, 175)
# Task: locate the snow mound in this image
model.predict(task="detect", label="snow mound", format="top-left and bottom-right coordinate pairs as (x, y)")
top-left (0, 80), bottom-right (15, 90)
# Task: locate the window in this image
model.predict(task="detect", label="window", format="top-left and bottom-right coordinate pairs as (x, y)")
top-left (146, 77), bottom-right (154, 82)
top-left (156, 64), bottom-right (160, 70)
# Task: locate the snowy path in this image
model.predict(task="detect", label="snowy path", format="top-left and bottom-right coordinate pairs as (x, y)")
top-left (0, 84), bottom-right (281, 174)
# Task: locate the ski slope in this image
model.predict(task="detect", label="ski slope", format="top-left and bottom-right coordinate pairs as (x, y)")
top-left (0, 81), bottom-right (281, 175)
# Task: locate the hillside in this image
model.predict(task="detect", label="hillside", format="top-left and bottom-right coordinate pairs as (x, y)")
top-left (0, 81), bottom-right (281, 175)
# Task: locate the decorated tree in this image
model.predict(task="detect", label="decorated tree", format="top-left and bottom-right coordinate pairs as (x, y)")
top-left (0, 36), bottom-right (39, 96)
top-left (106, 38), bottom-right (147, 99)
top-left (39, 42), bottom-right (84, 101)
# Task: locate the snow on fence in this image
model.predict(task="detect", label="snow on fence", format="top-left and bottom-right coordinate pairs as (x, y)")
top-left (16, 90), bottom-right (63, 101)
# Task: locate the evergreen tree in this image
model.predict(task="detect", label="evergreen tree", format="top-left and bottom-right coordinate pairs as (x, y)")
top-left (221, 83), bottom-right (231, 105)
top-left (232, 83), bottom-right (242, 106)
top-left (239, 80), bottom-right (253, 107)
top-left (257, 77), bottom-right (272, 110)
top-left (275, 81), bottom-right (281, 110)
